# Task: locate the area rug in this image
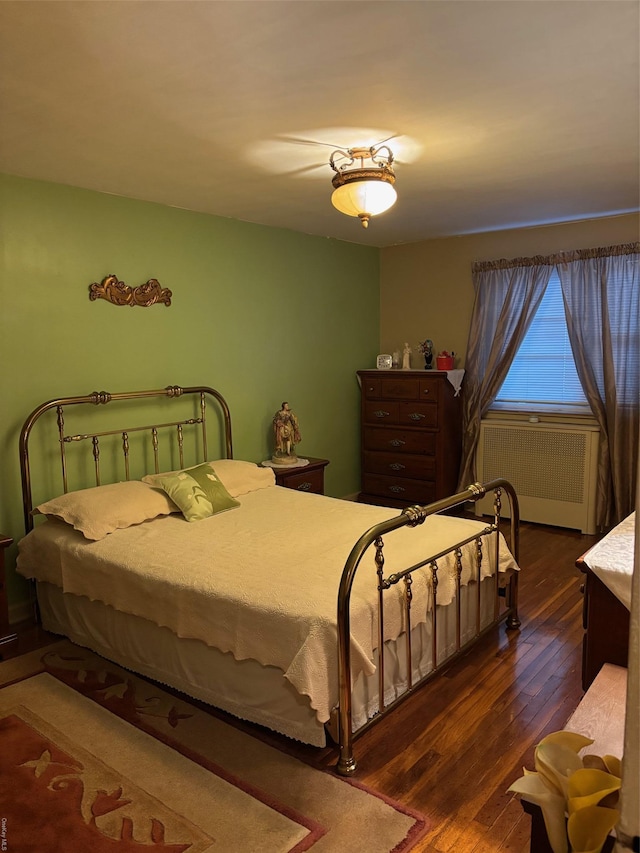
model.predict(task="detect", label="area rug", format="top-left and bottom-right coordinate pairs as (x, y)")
top-left (0, 641), bottom-right (428, 852)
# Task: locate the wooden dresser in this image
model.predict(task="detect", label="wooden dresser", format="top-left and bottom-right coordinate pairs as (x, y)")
top-left (357, 370), bottom-right (462, 507)
top-left (577, 555), bottom-right (630, 691)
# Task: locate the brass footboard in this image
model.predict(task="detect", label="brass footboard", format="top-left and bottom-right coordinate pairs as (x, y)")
top-left (334, 479), bottom-right (520, 775)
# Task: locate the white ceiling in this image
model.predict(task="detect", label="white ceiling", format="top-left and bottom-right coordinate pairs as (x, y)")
top-left (1, 1), bottom-right (638, 248)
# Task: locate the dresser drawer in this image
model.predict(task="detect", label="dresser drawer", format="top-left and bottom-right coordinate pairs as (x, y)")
top-left (398, 402), bottom-right (438, 428)
top-left (418, 377), bottom-right (441, 403)
top-left (379, 377), bottom-right (421, 400)
top-left (362, 473), bottom-right (436, 504)
top-left (362, 377), bottom-right (381, 399)
top-left (364, 401), bottom-right (437, 426)
top-left (364, 401), bottom-right (399, 424)
top-left (363, 451), bottom-right (436, 480)
top-left (364, 376), bottom-right (443, 403)
top-left (363, 426), bottom-right (437, 455)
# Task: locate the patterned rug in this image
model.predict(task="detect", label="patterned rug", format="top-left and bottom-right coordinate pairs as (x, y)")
top-left (0, 641), bottom-right (428, 852)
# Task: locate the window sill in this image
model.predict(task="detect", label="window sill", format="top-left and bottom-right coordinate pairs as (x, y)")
top-left (485, 407), bottom-right (598, 427)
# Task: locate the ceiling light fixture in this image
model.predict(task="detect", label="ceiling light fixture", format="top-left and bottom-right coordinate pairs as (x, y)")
top-left (329, 144), bottom-right (396, 229)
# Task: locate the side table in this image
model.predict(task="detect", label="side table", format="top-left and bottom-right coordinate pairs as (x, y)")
top-left (272, 457), bottom-right (329, 495)
top-left (0, 534), bottom-right (19, 658)
top-left (518, 663), bottom-right (625, 853)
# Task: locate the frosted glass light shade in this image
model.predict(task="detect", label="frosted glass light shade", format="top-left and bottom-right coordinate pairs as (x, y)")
top-left (331, 180), bottom-right (397, 219)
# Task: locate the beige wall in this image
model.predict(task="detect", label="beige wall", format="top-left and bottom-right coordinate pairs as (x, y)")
top-left (379, 213), bottom-right (639, 368)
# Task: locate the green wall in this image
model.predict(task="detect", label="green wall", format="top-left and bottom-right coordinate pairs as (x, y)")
top-left (0, 173), bottom-right (380, 611)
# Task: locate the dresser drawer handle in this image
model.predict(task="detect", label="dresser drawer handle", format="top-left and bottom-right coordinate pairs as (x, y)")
top-left (408, 412), bottom-right (426, 421)
top-left (389, 485), bottom-right (406, 493)
top-left (389, 463), bottom-right (405, 471)
top-left (389, 439), bottom-right (406, 447)
top-left (297, 482), bottom-right (313, 491)
top-left (373, 410), bottom-right (391, 418)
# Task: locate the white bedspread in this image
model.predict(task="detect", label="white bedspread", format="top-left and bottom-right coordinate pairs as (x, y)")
top-left (583, 511), bottom-right (636, 610)
top-left (17, 487), bottom-right (518, 722)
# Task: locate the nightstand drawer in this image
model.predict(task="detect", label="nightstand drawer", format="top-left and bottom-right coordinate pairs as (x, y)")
top-left (272, 457), bottom-right (329, 495)
top-left (278, 467), bottom-right (324, 493)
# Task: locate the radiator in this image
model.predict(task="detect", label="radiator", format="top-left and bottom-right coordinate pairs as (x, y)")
top-left (474, 419), bottom-right (600, 534)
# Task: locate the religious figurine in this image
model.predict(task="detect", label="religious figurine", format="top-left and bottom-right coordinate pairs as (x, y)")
top-left (272, 402), bottom-right (301, 465)
top-left (402, 342), bottom-right (412, 370)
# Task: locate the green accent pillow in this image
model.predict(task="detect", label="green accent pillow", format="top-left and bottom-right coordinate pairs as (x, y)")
top-left (154, 463), bottom-right (240, 522)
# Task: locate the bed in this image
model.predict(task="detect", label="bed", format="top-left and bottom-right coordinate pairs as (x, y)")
top-left (16, 384), bottom-right (521, 774)
top-left (577, 511), bottom-right (635, 690)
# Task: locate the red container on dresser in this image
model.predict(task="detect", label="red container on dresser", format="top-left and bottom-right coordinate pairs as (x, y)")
top-left (436, 356), bottom-right (454, 370)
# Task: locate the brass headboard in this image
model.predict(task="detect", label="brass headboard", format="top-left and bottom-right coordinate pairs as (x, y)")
top-left (19, 384), bottom-right (233, 533)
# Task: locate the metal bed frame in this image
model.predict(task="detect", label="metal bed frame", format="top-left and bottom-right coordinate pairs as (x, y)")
top-left (19, 383), bottom-right (520, 775)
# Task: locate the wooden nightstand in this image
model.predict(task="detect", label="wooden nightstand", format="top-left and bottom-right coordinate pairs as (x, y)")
top-left (0, 534), bottom-right (18, 658)
top-left (272, 457), bottom-right (329, 495)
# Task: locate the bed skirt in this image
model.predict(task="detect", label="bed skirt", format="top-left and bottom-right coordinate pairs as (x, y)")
top-left (36, 576), bottom-right (500, 747)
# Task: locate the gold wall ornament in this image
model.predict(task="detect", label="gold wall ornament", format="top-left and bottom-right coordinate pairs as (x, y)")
top-left (89, 274), bottom-right (172, 307)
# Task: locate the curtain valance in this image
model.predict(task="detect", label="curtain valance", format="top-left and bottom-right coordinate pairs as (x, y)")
top-left (472, 242), bottom-right (639, 273)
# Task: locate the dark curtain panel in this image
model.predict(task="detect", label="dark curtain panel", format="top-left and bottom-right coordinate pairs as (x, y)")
top-left (458, 259), bottom-right (553, 489)
top-left (557, 243), bottom-right (639, 527)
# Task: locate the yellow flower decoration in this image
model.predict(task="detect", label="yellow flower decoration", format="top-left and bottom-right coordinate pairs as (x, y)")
top-left (567, 805), bottom-right (619, 853)
top-left (508, 731), bottom-right (621, 853)
top-left (567, 768), bottom-right (621, 814)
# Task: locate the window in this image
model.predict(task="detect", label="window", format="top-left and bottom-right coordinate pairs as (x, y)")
top-left (493, 270), bottom-right (590, 414)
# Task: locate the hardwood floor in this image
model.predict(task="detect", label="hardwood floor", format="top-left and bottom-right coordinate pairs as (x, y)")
top-left (351, 521), bottom-right (597, 853)
top-left (257, 520), bottom-right (598, 853)
top-left (4, 520), bottom-right (598, 853)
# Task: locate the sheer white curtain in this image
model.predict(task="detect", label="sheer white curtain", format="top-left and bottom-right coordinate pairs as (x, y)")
top-left (458, 259), bottom-right (553, 489)
top-left (558, 244), bottom-right (640, 527)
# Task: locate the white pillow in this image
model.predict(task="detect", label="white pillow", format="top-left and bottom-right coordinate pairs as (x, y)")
top-left (35, 480), bottom-right (178, 541)
top-left (208, 459), bottom-right (275, 496)
top-left (143, 459), bottom-right (275, 498)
